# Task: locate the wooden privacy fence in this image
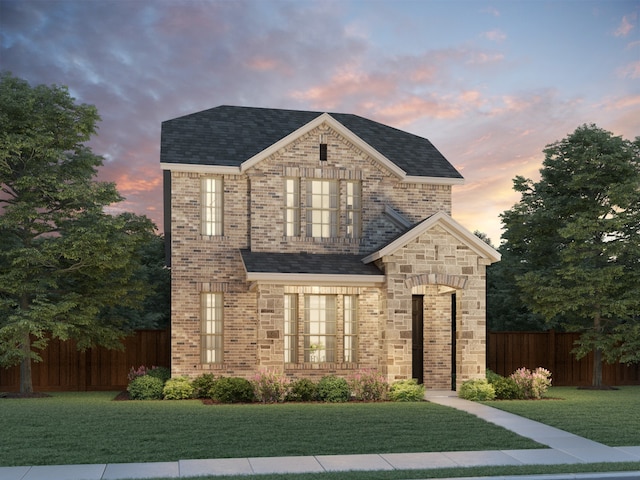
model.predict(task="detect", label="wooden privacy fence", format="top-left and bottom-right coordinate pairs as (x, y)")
top-left (0, 330), bottom-right (170, 392)
top-left (488, 331), bottom-right (640, 386)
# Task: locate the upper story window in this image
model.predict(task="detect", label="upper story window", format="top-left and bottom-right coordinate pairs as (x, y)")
top-left (202, 177), bottom-right (223, 236)
top-left (345, 181), bottom-right (362, 238)
top-left (284, 178), bottom-right (300, 237)
top-left (306, 179), bottom-right (338, 238)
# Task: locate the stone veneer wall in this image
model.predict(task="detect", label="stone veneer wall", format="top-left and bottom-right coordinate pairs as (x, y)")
top-left (376, 224), bottom-right (488, 389)
top-left (169, 121), bottom-right (486, 388)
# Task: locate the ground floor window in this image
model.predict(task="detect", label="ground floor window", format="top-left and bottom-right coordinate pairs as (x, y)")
top-left (284, 294), bottom-right (358, 364)
top-left (201, 292), bottom-right (223, 364)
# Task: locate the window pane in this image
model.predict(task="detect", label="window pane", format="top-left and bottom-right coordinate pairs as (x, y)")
top-left (202, 178), bottom-right (223, 236)
top-left (202, 293), bottom-right (223, 364)
top-left (344, 295), bottom-right (358, 363)
top-left (284, 179), bottom-right (300, 237)
top-left (306, 180), bottom-right (338, 239)
top-left (345, 181), bottom-right (361, 238)
top-left (284, 294), bottom-right (298, 363)
top-left (304, 295), bottom-right (336, 362)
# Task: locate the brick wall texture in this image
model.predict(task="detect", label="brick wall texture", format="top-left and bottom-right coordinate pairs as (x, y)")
top-left (168, 123), bottom-right (492, 389)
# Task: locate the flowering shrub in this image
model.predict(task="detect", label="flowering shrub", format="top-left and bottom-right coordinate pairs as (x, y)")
top-left (127, 365), bottom-right (170, 384)
top-left (349, 369), bottom-right (388, 401)
top-left (128, 365), bottom-right (148, 382)
top-left (127, 375), bottom-right (164, 400)
top-left (253, 370), bottom-right (290, 403)
top-left (509, 367), bottom-right (552, 399)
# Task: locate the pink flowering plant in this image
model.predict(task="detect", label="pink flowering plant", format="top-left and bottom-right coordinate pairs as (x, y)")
top-left (349, 369), bottom-right (389, 401)
top-left (127, 365), bottom-right (148, 382)
top-left (253, 370), bottom-right (290, 403)
top-left (509, 367), bottom-right (552, 399)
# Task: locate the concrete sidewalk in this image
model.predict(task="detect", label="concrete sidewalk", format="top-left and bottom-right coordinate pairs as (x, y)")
top-left (1, 390), bottom-right (639, 480)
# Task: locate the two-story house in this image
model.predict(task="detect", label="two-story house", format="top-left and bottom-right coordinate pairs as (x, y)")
top-left (160, 105), bottom-right (499, 390)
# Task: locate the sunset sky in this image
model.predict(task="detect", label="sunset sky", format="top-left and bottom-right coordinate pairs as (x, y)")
top-left (1, 0), bottom-right (638, 245)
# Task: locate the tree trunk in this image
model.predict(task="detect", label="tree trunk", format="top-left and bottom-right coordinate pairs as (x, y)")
top-left (592, 312), bottom-right (603, 388)
top-left (20, 332), bottom-right (33, 394)
top-left (592, 347), bottom-right (603, 388)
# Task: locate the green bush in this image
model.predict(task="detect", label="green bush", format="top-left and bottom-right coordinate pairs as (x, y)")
top-left (163, 376), bottom-right (195, 400)
top-left (287, 378), bottom-right (318, 402)
top-left (210, 377), bottom-right (255, 403)
top-left (388, 379), bottom-right (425, 402)
top-left (192, 373), bottom-right (217, 398)
top-left (317, 375), bottom-right (350, 403)
top-left (458, 379), bottom-right (496, 401)
top-left (486, 371), bottom-right (520, 400)
top-left (127, 375), bottom-right (164, 400)
top-left (146, 366), bottom-right (171, 384)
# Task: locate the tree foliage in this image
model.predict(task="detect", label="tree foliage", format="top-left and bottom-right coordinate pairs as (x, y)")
top-left (0, 73), bottom-right (157, 392)
top-left (500, 124), bottom-right (640, 386)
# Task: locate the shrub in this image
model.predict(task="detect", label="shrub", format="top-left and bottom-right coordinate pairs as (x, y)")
top-left (128, 365), bottom-right (148, 382)
top-left (287, 378), bottom-right (318, 402)
top-left (458, 379), bottom-right (496, 401)
top-left (146, 366), bottom-right (171, 384)
top-left (317, 375), bottom-right (350, 403)
top-left (127, 375), bottom-right (164, 400)
top-left (486, 370), bottom-right (520, 400)
top-left (192, 373), bottom-right (217, 399)
top-left (510, 367), bottom-right (552, 400)
top-left (163, 376), bottom-right (195, 400)
top-left (210, 377), bottom-right (255, 403)
top-left (349, 369), bottom-right (388, 401)
top-left (388, 379), bottom-right (425, 402)
top-left (253, 370), bottom-right (290, 403)
top-left (491, 376), bottom-right (521, 400)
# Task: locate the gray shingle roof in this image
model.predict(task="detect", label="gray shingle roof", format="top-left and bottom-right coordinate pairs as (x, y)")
top-left (161, 105), bottom-right (463, 179)
top-left (240, 250), bottom-right (382, 276)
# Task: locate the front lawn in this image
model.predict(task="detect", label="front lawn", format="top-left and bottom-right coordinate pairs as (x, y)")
top-left (485, 386), bottom-right (640, 446)
top-left (0, 391), bottom-right (541, 466)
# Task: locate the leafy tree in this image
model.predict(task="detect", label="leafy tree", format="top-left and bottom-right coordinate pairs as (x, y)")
top-left (500, 124), bottom-right (640, 387)
top-left (0, 73), bottom-right (157, 393)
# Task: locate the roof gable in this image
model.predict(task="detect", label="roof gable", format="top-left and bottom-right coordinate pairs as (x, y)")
top-left (160, 106), bottom-right (463, 183)
top-left (362, 211), bottom-right (501, 264)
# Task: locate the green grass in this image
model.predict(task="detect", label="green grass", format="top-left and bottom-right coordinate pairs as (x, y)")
top-left (0, 391), bottom-right (542, 467)
top-left (484, 386), bottom-right (640, 446)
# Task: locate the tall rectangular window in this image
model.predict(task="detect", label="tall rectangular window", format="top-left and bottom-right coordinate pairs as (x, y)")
top-left (343, 295), bottom-right (358, 362)
top-left (201, 293), bottom-right (223, 364)
top-left (202, 177), bottom-right (223, 236)
top-left (284, 178), bottom-right (300, 237)
top-left (345, 181), bottom-right (362, 238)
top-left (284, 294), bottom-right (298, 363)
top-left (306, 179), bottom-right (338, 238)
top-left (304, 295), bottom-right (336, 362)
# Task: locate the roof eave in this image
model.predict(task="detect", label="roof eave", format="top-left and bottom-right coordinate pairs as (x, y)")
top-left (245, 272), bottom-right (385, 286)
top-left (160, 162), bottom-right (241, 174)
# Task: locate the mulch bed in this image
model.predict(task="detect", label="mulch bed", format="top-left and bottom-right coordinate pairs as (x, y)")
top-left (0, 392), bottom-right (52, 399)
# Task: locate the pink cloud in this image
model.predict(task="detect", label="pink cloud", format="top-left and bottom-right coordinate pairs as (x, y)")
top-left (617, 61), bottom-right (640, 79)
top-left (614, 14), bottom-right (636, 37)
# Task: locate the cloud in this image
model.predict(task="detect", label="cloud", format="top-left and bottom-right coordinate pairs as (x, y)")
top-left (617, 61), bottom-right (640, 79)
top-left (482, 29), bottom-right (507, 42)
top-left (614, 13), bottom-right (636, 37)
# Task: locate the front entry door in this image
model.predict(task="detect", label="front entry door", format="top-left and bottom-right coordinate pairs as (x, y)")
top-left (412, 295), bottom-right (424, 384)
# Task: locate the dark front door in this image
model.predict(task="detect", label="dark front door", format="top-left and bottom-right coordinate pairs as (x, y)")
top-left (412, 295), bottom-right (424, 384)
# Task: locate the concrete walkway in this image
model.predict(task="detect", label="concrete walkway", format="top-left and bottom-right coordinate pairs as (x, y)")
top-left (1, 390), bottom-right (639, 480)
